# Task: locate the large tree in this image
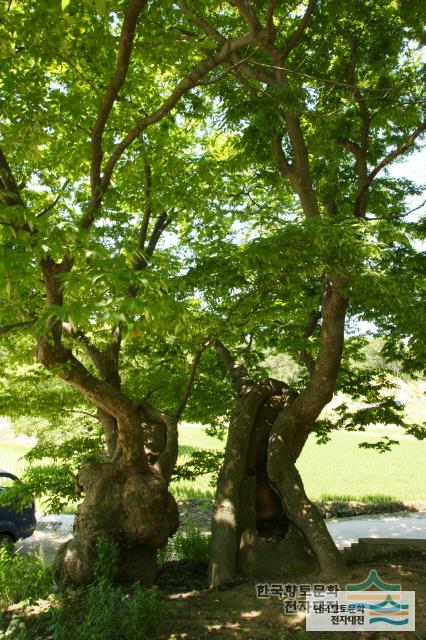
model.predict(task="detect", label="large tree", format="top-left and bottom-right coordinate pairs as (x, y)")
top-left (171, 0), bottom-right (426, 585)
top-left (0, 0), bottom-right (265, 584)
top-left (1, 0), bottom-right (425, 587)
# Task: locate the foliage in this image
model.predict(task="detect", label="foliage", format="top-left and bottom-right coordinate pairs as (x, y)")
top-left (0, 539), bottom-right (164, 640)
top-left (94, 538), bottom-right (119, 583)
top-left (0, 548), bottom-right (52, 609)
top-left (0, 435), bottom-right (105, 513)
top-left (173, 449), bottom-right (224, 487)
top-left (0, 0), bottom-right (425, 517)
top-left (46, 540), bottom-right (164, 640)
top-left (159, 524), bottom-right (210, 565)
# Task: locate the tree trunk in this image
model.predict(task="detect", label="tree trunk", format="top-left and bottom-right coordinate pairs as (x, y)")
top-left (36, 332), bottom-right (179, 586)
top-left (209, 278), bottom-right (348, 586)
top-left (209, 380), bottom-right (324, 586)
top-left (208, 379), bottom-right (286, 586)
top-left (267, 430), bottom-right (346, 577)
top-left (209, 382), bottom-right (346, 587)
top-left (54, 409), bottom-right (179, 586)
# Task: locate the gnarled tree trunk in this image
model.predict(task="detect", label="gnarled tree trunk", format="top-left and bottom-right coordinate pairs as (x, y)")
top-left (36, 258), bottom-right (181, 585)
top-left (209, 278), bottom-right (348, 587)
top-left (51, 397), bottom-right (180, 586)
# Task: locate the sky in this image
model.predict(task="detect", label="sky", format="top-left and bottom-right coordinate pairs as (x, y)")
top-left (388, 144), bottom-right (426, 219)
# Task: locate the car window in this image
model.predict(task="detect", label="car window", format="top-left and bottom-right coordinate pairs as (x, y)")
top-left (0, 475), bottom-right (16, 490)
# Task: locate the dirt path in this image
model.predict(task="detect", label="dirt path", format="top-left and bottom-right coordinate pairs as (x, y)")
top-left (158, 553), bottom-right (426, 639)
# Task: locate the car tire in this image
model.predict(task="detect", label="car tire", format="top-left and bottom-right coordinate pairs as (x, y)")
top-left (0, 533), bottom-right (14, 554)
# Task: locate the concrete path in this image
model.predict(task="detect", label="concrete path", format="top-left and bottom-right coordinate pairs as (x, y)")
top-left (326, 511), bottom-right (426, 549)
top-left (16, 514), bottom-right (74, 564)
top-left (17, 511), bottom-right (426, 563)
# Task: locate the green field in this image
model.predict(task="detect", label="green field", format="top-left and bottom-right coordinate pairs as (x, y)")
top-left (0, 441), bottom-right (30, 477)
top-left (1, 424), bottom-right (425, 505)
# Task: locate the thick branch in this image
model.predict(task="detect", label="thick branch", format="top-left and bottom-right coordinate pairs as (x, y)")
top-left (230, 0), bottom-right (262, 33)
top-left (36, 337), bottom-right (148, 470)
top-left (177, 2), bottom-right (279, 87)
top-left (280, 0), bottom-right (317, 60)
top-left (96, 29), bottom-right (258, 204)
top-left (270, 276), bottom-right (347, 458)
top-left (266, 1), bottom-right (279, 38)
top-left (213, 339), bottom-right (252, 395)
top-left (272, 133), bottom-right (319, 217)
top-left (86, 0), bottom-right (149, 227)
top-left (0, 320), bottom-right (35, 336)
top-left (0, 146), bottom-right (25, 207)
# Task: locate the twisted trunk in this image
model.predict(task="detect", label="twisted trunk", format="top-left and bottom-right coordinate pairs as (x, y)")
top-left (37, 317), bottom-right (179, 585)
top-left (209, 278), bottom-right (348, 586)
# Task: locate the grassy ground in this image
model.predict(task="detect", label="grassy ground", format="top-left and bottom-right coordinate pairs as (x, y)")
top-left (3, 551), bottom-right (426, 639)
top-left (1, 423), bottom-right (425, 504)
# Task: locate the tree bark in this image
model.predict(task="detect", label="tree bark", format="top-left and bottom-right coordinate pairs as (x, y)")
top-left (208, 379), bottom-right (285, 586)
top-left (209, 279), bottom-right (348, 586)
top-left (36, 313), bottom-right (180, 585)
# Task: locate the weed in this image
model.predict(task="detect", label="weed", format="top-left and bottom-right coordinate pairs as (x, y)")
top-left (160, 524), bottom-right (210, 564)
top-left (0, 547), bottom-right (52, 608)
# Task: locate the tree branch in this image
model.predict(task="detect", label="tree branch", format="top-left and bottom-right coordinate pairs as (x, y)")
top-left (84, 0), bottom-right (149, 228)
top-left (35, 181), bottom-right (70, 219)
top-left (298, 310), bottom-right (321, 374)
top-left (97, 29), bottom-right (258, 204)
top-left (137, 160), bottom-right (153, 252)
top-left (0, 320), bottom-right (35, 336)
top-left (280, 0), bottom-right (317, 60)
top-left (266, 0), bottom-right (279, 38)
top-left (271, 276), bottom-right (347, 458)
top-left (230, 0), bottom-right (262, 33)
top-left (213, 339), bottom-right (252, 396)
top-left (177, 2), bottom-right (278, 87)
top-left (175, 341), bottom-right (210, 420)
top-left (346, 38), bottom-right (370, 218)
top-left (366, 119), bottom-right (426, 189)
top-left (0, 146), bottom-right (25, 207)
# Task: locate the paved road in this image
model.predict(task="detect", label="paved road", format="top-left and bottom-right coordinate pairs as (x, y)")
top-left (17, 511), bottom-right (426, 562)
top-left (326, 511), bottom-right (426, 549)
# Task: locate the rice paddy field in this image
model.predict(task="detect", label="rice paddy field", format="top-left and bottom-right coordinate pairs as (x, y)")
top-left (1, 422), bottom-right (425, 506)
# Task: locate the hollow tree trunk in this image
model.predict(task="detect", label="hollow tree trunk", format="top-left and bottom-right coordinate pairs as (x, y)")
top-left (267, 429), bottom-right (345, 577)
top-left (209, 380), bottom-right (319, 586)
top-left (208, 379), bottom-right (287, 586)
top-left (209, 278), bottom-right (348, 586)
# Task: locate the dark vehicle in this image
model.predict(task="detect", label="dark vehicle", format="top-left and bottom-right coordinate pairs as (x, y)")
top-left (0, 471), bottom-right (36, 546)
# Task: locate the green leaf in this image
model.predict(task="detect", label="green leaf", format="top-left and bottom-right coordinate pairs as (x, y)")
top-left (95, 0), bottom-right (108, 16)
top-left (61, 0), bottom-right (71, 9)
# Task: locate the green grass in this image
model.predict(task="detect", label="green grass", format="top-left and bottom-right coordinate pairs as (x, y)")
top-left (297, 431), bottom-right (426, 502)
top-left (318, 493), bottom-right (398, 503)
top-left (172, 424), bottom-right (426, 502)
top-left (0, 441), bottom-right (30, 476)
top-left (1, 422), bottom-right (426, 507)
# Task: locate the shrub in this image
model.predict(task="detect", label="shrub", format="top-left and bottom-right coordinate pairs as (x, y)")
top-left (48, 540), bottom-right (164, 640)
top-left (0, 547), bottom-right (53, 609)
top-left (160, 524), bottom-right (210, 564)
top-left (47, 582), bottom-right (164, 640)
